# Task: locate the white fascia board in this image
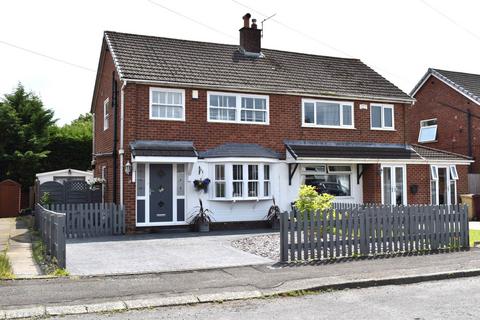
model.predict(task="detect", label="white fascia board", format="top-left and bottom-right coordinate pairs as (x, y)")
top-left (288, 158), bottom-right (472, 165)
top-left (36, 169), bottom-right (93, 177)
top-left (133, 156), bottom-right (198, 163)
top-left (411, 71), bottom-right (480, 106)
top-left (200, 157), bottom-right (281, 163)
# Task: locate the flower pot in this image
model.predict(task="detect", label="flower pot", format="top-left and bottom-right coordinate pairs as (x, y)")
top-left (197, 221), bottom-right (210, 233)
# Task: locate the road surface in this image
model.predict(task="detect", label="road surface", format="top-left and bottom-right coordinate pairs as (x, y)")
top-left (53, 276), bottom-right (480, 319)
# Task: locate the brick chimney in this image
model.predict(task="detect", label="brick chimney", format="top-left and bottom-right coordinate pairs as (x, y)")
top-left (239, 13), bottom-right (262, 55)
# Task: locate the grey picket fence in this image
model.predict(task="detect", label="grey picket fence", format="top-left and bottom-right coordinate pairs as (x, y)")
top-left (35, 204), bottom-right (66, 268)
top-left (280, 204), bottom-right (469, 262)
top-left (46, 203), bottom-right (125, 239)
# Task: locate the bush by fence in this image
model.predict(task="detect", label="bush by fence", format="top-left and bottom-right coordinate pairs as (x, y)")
top-left (35, 204), bottom-right (66, 268)
top-left (280, 204), bottom-right (469, 262)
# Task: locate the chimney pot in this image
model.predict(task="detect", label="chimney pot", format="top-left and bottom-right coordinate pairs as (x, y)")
top-left (251, 19), bottom-right (257, 29)
top-left (242, 13), bottom-right (251, 28)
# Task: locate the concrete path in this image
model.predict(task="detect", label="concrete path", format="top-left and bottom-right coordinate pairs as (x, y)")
top-left (0, 217), bottom-right (41, 277)
top-left (66, 230), bottom-right (274, 275)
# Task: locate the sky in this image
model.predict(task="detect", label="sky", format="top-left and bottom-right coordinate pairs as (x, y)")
top-left (0, 0), bottom-right (479, 125)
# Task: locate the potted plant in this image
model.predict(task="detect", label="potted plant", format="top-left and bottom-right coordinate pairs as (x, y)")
top-left (188, 199), bottom-right (214, 232)
top-left (193, 178), bottom-right (211, 193)
top-left (87, 177), bottom-right (106, 191)
top-left (265, 197), bottom-right (281, 230)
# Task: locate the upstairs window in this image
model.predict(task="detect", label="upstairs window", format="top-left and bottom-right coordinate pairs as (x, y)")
top-left (302, 99), bottom-right (354, 128)
top-left (103, 98), bottom-right (110, 131)
top-left (208, 92), bottom-right (269, 124)
top-left (418, 119), bottom-right (437, 143)
top-left (371, 104), bottom-right (394, 130)
top-left (150, 88), bottom-right (185, 121)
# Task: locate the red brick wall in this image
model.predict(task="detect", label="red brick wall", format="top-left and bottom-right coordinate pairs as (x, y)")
top-left (92, 42), bottom-right (121, 203)
top-left (407, 164), bottom-right (431, 204)
top-left (410, 75), bottom-right (479, 171)
top-left (362, 164), bottom-right (381, 204)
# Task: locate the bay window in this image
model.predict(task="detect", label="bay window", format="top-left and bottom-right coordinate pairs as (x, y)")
top-left (371, 104), bottom-right (394, 130)
top-left (208, 92), bottom-right (269, 124)
top-left (212, 163), bottom-right (272, 200)
top-left (302, 99), bottom-right (354, 128)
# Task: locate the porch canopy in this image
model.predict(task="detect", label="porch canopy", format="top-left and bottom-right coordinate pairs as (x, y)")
top-left (130, 140), bottom-right (198, 163)
top-left (284, 140), bottom-right (472, 164)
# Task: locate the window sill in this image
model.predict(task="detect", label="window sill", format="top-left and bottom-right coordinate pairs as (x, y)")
top-left (149, 117), bottom-right (185, 122)
top-left (370, 128), bottom-right (396, 131)
top-left (418, 140), bottom-right (438, 144)
top-left (207, 119), bottom-right (270, 126)
top-left (210, 197), bottom-right (273, 202)
top-left (302, 124), bottom-right (356, 130)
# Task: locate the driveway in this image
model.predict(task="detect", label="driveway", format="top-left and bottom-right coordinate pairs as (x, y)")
top-left (66, 230), bottom-right (275, 275)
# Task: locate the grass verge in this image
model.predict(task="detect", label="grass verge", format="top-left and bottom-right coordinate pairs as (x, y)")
top-left (0, 247), bottom-right (14, 279)
top-left (31, 235), bottom-right (69, 277)
top-left (470, 229), bottom-right (480, 247)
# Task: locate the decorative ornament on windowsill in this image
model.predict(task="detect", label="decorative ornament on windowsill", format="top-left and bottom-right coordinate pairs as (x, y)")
top-left (87, 177), bottom-right (106, 191)
top-left (193, 178), bottom-right (210, 193)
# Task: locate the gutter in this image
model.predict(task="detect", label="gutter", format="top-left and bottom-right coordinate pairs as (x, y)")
top-left (119, 80), bottom-right (127, 207)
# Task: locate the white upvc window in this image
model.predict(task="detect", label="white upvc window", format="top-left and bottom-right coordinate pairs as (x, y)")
top-left (302, 99), bottom-right (354, 129)
top-left (212, 163), bottom-right (272, 200)
top-left (149, 87), bottom-right (185, 121)
top-left (207, 92), bottom-right (269, 124)
top-left (103, 98), bottom-right (110, 131)
top-left (370, 103), bottom-right (394, 130)
top-left (450, 165), bottom-right (459, 180)
top-left (214, 164), bottom-right (226, 198)
top-left (418, 119), bottom-right (438, 143)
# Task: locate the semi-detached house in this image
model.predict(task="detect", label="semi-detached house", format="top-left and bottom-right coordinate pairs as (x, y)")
top-left (91, 14), bottom-right (472, 232)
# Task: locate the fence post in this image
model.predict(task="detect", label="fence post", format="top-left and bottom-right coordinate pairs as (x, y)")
top-left (359, 207), bottom-right (368, 256)
top-left (56, 213), bottom-right (66, 269)
top-left (280, 211), bottom-right (289, 262)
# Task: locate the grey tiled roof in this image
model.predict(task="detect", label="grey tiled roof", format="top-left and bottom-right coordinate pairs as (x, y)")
top-left (411, 68), bottom-right (480, 104)
top-left (104, 31), bottom-right (413, 102)
top-left (411, 144), bottom-right (471, 161)
top-left (198, 143), bottom-right (279, 159)
top-left (130, 140), bottom-right (197, 157)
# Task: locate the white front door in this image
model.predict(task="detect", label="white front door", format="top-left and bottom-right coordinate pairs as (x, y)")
top-left (381, 165), bottom-right (407, 206)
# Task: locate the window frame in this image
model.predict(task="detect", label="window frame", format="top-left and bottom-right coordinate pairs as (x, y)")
top-left (301, 164), bottom-right (353, 198)
top-left (103, 98), bottom-right (110, 131)
top-left (211, 163), bottom-right (273, 200)
top-left (149, 87), bottom-right (186, 121)
top-left (207, 91), bottom-right (270, 125)
top-left (263, 164), bottom-right (271, 197)
top-left (418, 118), bottom-right (438, 143)
top-left (301, 99), bottom-right (355, 129)
top-left (450, 165), bottom-right (459, 180)
top-left (370, 103), bottom-right (395, 131)
top-left (214, 164), bottom-right (226, 198)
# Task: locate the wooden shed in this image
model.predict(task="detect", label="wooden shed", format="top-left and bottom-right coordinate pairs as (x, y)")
top-left (0, 179), bottom-right (21, 217)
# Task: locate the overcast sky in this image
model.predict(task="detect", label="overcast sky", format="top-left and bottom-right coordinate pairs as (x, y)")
top-left (0, 0), bottom-right (479, 124)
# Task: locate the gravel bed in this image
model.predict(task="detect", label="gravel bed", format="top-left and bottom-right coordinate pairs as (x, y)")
top-left (231, 233), bottom-right (280, 261)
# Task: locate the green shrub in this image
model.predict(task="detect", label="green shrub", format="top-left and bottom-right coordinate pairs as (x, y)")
top-left (295, 185), bottom-right (334, 213)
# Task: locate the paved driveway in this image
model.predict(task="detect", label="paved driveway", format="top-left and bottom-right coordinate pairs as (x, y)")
top-left (66, 230), bottom-right (275, 275)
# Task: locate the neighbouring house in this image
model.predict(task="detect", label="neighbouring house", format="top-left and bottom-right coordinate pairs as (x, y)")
top-left (91, 14), bottom-right (472, 232)
top-left (35, 168), bottom-right (93, 184)
top-left (410, 68), bottom-right (480, 174)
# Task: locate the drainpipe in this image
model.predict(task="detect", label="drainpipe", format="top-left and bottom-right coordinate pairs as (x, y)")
top-left (467, 109), bottom-right (473, 173)
top-left (112, 73), bottom-right (118, 203)
top-left (119, 80), bottom-right (127, 206)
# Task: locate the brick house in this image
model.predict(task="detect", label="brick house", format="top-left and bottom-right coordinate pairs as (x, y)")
top-left (410, 68), bottom-right (480, 174)
top-left (91, 14), bottom-right (472, 232)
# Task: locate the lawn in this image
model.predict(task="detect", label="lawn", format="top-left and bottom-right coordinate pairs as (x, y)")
top-left (470, 230), bottom-right (480, 247)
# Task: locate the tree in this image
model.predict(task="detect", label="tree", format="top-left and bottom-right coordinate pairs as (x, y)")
top-left (43, 113), bottom-right (92, 173)
top-left (0, 84), bottom-right (55, 188)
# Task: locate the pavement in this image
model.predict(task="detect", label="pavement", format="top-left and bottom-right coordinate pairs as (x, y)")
top-left (66, 230), bottom-right (274, 275)
top-left (1, 248), bottom-right (480, 318)
top-left (52, 276), bottom-right (480, 320)
top-left (0, 217), bottom-right (41, 277)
